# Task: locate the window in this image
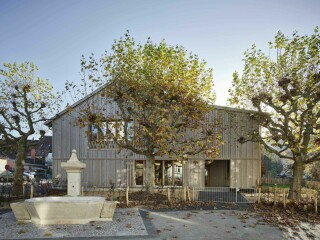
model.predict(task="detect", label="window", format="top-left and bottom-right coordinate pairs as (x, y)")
top-left (164, 161), bottom-right (173, 185)
top-left (134, 160), bottom-right (183, 186)
top-left (155, 161), bottom-right (163, 185)
top-left (106, 121), bottom-right (123, 147)
top-left (88, 122), bottom-right (107, 148)
top-left (135, 160), bottom-right (145, 185)
top-left (88, 120), bottom-right (132, 149)
top-left (174, 162), bottom-right (183, 186)
top-left (156, 160), bottom-right (183, 186)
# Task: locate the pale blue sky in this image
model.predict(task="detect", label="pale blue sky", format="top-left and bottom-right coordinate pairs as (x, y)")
top-left (0, 0), bottom-right (319, 105)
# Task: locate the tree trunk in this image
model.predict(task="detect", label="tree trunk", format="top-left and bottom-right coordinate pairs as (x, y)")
top-left (145, 155), bottom-right (155, 193)
top-left (288, 159), bottom-right (304, 201)
top-left (13, 139), bottom-right (27, 196)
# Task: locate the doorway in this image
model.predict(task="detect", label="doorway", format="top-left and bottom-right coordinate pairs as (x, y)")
top-left (205, 160), bottom-right (230, 187)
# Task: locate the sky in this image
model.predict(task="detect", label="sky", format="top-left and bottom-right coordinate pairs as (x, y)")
top-left (0, 0), bottom-right (319, 106)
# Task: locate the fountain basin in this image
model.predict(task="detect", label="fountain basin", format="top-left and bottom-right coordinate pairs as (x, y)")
top-left (11, 196), bottom-right (118, 224)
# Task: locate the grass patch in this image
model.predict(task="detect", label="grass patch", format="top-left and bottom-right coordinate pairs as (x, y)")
top-left (261, 184), bottom-right (289, 193)
top-left (262, 183), bottom-right (290, 188)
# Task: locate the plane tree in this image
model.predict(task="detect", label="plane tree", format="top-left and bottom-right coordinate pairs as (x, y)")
top-left (0, 62), bottom-right (60, 195)
top-left (68, 32), bottom-right (222, 193)
top-left (228, 28), bottom-right (320, 200)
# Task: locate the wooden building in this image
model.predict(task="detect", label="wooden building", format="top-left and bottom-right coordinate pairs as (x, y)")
top-left (46, 89), bottom-right (261, 189)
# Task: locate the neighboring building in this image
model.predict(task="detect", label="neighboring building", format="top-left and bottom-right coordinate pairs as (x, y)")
top-left (46, 89), bottom-right (261, 189)
top-left (25, 136), bottom-right (53, 171)
top-left (0, 137), bottom-right (53, 174)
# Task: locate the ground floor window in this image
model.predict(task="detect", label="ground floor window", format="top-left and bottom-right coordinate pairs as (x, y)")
top-left (155, 161), bottom-right (163, 185)
top-left (135, 160), bottom-right (183, 186)
top-left (134, 160), bottom-right (145, 185)
top-left (164, 161), bottom-right (173, 185)
top-left (174, 162), bottom-right (183, 186)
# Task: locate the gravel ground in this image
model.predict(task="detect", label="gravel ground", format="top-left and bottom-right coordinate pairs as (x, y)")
top-left (0, 208), bottom-right (147, 240)
top-left (1, 206), bottom-right (320, 239)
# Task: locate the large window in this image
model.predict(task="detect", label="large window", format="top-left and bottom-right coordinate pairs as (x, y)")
top-left (174, 162), bottom-right (183, 186)
top-left (88, 120), bottom-right (131, 149)
top-left (164, 161), bottom-right (173, 185)
top-left (155, 160), bottom-right (183, 186)
top-left (134, 160), bottom-right (183, 186)
top-left (135, 160), bottom-right (145, 185)
top-left (155, 161), bottom-right (163, 185)
top-left (88, 122), bottom-right (107, 148)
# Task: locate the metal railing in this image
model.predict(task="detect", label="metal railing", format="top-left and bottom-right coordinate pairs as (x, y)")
top-left (192, 187), bottom-right (257, 203)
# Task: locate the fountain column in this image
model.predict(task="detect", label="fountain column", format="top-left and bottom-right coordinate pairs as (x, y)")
top-left (61, 149), bottom-right (86, 196)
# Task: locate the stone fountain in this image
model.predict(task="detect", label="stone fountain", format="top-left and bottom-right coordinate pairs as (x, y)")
top-left (10, 150), bottom-right (118, 224)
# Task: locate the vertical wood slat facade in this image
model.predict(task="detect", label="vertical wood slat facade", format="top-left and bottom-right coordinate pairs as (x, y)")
top-left (49, 92), bottom-right (261, 189)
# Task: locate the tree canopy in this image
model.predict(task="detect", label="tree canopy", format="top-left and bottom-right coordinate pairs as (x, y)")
top-left (228, 27), bottom-right (320, 200)
top-left (0, 62), bottom-right (60, 194)
top-left (68, 32), bottom-right (221, 192)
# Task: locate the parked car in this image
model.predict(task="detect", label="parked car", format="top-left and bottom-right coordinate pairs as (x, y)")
top-left (24, 171), bottom-right (35, 179)
top-left (23, 172), bottom-right (33, 182)
top-left (0, 171), bottom-right (14, 182)
top-left (34, 169), bottom-right (47, 180)
top-left (0, 171), bottom-right (34, 182)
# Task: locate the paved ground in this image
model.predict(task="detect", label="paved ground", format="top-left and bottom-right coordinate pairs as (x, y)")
top-left (0, 206), bottom-right (319, 240)
top-left (141, 208), bottom-right (285, 240)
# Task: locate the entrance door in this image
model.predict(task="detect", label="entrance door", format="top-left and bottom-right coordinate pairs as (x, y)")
top-left (205, 160), bottom-right (230, 187)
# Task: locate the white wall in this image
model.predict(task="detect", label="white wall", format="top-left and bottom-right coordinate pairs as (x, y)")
top-left (0, 158), bottom-right (8, 174)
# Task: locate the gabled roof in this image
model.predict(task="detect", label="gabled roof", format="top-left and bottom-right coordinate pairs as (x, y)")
top-left (45, 84), bottom-right (257, 126)
top-left (45, 84), bottom-right (106, 127)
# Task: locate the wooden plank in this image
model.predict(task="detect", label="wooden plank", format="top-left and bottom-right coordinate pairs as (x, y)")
top-left (230, 159), bottom-right (236, 188)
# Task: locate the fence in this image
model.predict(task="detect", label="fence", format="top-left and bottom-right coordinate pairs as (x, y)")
top-left (261, 186), bottom-right (318, 203)
top-left (260, 185), bottom-right (319, 214)
top-left (191, 187), bottom-right (258, 203)
top-left (0, 180), bottom-right (53, 201)
top-left (83, 184), bottom-right (258, 204)
top-left (261, 177), bottom-right (291, 185)
top-left (83, 185), bottom-right (188, 202)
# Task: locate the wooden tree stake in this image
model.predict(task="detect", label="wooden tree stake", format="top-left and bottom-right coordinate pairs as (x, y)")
top-left (274, 184), bottom-right (277, 206)
top-left (315, 192), bottom-right (318, 215)
top-left (30, 184), bottom-right (34, 199)
top-left (187, 186), bottom-right (191, 201)
top-left (126, 186), bottom-right (129, 206)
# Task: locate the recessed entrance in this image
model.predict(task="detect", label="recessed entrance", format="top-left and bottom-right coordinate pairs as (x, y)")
top-left (205, 160), bottom-right (230, 187)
